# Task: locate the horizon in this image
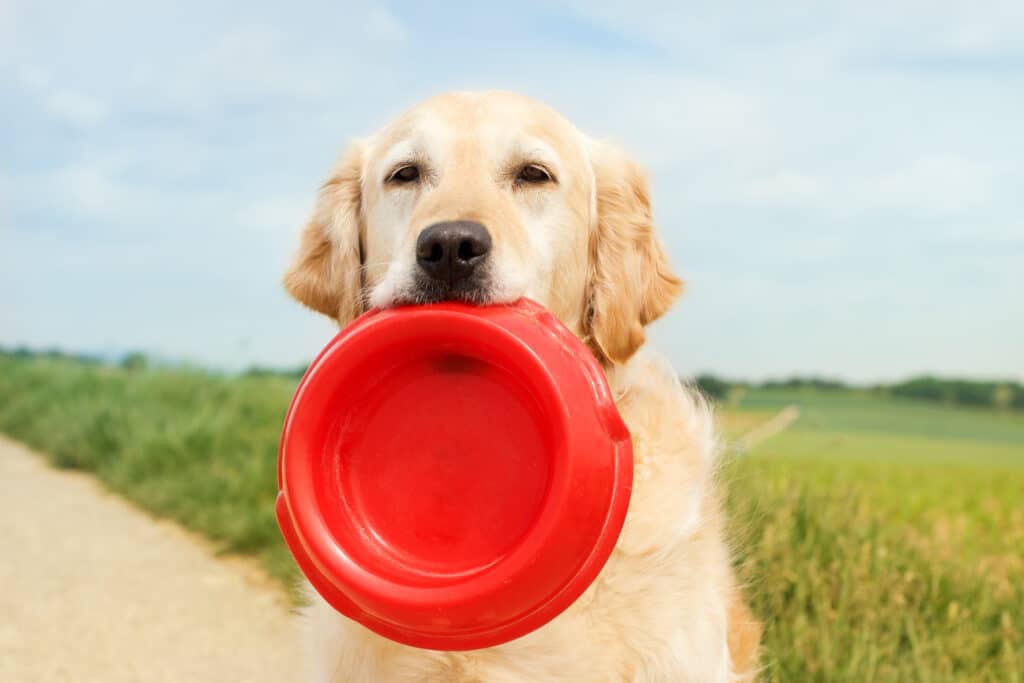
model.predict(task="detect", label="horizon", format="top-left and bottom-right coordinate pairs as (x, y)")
top-left (2, 2), bottom-right (1022, 382)
top-left (5, 343), bottom-right (1023, 389)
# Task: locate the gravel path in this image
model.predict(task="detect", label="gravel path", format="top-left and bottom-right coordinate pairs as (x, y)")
top-left (0, 435), bottom-right (301, 682)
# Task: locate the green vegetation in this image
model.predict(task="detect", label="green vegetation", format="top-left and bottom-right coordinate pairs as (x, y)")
top-left (722, 390), bottom-right (1024, 682)
top-left (0, 352), bottom-right (299, 585)
top-left (695, 373), bottom-right (1024, 413)
top-left (693, 373), bottom-right (733, 401)
top-left (889, 376), bottom-right (1024, 411)
top-left (1, 351), bottom-right (1022, 680)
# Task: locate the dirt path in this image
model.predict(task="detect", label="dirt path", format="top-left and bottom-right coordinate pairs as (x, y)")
top-left (734, 404), bottom-right (801, 453)
top-left (0, 435), bottom-right (302, 682)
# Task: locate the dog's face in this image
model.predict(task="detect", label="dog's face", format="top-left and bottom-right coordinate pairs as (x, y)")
top-left (285, 91), bottom-right (681, 363)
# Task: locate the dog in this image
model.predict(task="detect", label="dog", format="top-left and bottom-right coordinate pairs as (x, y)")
top-left (284, 91), bottom-right (760, 682)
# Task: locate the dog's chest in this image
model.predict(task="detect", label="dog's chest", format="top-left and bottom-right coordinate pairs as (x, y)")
top-left (369, 552), bottom-right (710, 682)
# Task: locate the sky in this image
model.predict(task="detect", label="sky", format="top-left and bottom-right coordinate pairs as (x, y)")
top-left (1, 1), bottom-right (1022, 382)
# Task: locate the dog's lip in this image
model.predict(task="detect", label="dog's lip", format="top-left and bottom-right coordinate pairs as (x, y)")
top-left (391, 290), bottom-right (494, 307)
top-left (376, 272), bottom-right (528, 310)
top-left (391, 278), bottom-right (497, 307)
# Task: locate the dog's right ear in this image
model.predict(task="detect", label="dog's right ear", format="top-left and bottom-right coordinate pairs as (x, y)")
top-left (584, 140), bottom-right (682, 365)
top-left (283, 143), bottom-right (365, 325)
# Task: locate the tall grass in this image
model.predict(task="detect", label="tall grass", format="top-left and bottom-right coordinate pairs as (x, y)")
top-left (726, 454), bottom-right (1022, 682)
top-left (723, 390), bottom-right (1024, 682)
top-left (0, 354), bottom-right (298, 583)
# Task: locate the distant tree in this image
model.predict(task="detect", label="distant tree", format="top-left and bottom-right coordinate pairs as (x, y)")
top-left (1013, 386), bottom-right (1024, 410)
top-left (951, 380), bottom-right (996, 408)
top-left (693, 374), bottom-right (732, 401)
top-left (243, 364), bottom-right (308, 379)
top-left (761, 376), bottom-right (849, 391)
top-left (120, 352), bottom-right (149, 372)
top-left (889, 376), bottom-right (1024, 412)
top-left (890, 377), bottom-right (947, 401)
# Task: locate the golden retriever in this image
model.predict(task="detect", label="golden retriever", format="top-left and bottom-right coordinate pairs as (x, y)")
top-left (284, 91), bottom-right (760, 682)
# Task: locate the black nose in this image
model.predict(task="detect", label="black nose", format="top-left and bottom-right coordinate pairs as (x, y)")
top-left (416, 221), bottom-right (492, 284)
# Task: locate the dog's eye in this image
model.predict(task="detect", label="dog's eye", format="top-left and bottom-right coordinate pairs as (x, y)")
top-left (516, 164), bottom-right (553, 185)
top-left (388, 165), bottom-right (420, 184)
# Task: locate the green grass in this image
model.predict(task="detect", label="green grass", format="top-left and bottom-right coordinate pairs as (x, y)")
top-left (723, 389), bottom-right (1024, 682)
top-left (0, 354), bottom-right (300, 585)
top-left (1, 354), bottom-right (1022, 680)
top-left (731, 386), bottom-right (1024, 448)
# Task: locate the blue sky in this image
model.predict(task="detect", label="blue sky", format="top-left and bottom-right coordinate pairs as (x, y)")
top-left (1, 1), bottom-right (1021, 381)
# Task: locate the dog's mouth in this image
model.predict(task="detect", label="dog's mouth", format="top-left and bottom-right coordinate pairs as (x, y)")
top-left (393, 272), bottom-right (496, 306)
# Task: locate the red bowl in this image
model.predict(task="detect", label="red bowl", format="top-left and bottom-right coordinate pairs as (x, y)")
top-left (276, 298), bottom-right (632, 650)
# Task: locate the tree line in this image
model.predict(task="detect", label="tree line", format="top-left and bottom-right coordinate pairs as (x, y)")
top-left (692, 373), bottom-right (1024, 412)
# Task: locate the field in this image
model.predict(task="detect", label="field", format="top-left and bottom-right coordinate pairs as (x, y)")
top-left (1, 354), bottom-right (1021, 681)
top-left (720, 388), bottom-right (1023, 682)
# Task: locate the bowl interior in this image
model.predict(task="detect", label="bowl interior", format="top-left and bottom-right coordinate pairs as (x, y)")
top-left (309, 335), bottom-right (561, 586)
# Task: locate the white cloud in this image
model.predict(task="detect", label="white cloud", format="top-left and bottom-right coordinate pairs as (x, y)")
top-left (5, 3), bottom-right (407, 123)
top-left (55, 163), bottom-right (123, 215)
top-left (0, 168), bottom-right (11, 229)
top-left (865, 156), bottom-right (1000, 216)
top-left (16, 64), bottom-right (108, 126)
top-left (234, 194), bottom-right (313, 235)
top-left (561, 1), bottom-right (1024, 68)
top-left (44, 88), bottom-right (108, 126)
top-left (39, 159), bottom-right (212, 227)
top-left (525, 69), bottom-right (773, 171)
top-left (723, 155), bottom-right (1004, 221)
top-left (16, 64), bottom-right (48, 89)
top-left (366, 7), bottom-right (407, 43)
top-left (0, 0), bottom-right (16, 60)
top-left (885, 0), bottom-right (1024, 56)
top-left (139, 25), bottom-right (328, 111)
top-left (743, 170), bottom-right (823, 206)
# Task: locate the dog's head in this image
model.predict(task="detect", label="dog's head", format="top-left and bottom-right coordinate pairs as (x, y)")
top-left (284, 91), bottom-right (681, 364)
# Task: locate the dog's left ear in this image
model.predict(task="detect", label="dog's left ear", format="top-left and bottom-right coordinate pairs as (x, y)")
top-left (283, 142), bottom-right (365, 326)
top-left (585, 141), bottom-right (683, 365)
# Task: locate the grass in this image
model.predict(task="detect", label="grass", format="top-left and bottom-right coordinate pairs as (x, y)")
top-left (0, 354), bottom-right (299, 584)
top-left (723, 389), bottom-right (1024, 682)
top-left (1, 353), bottom-right (1022, 680)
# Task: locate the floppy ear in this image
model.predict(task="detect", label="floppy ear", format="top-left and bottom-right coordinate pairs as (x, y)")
top-left (585, 141), bottom-right (683, 364)
top-left (283, 143), bottom-right (365, 325)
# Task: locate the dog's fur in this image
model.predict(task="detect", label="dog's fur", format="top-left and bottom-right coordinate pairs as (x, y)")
top-left (284, 91), bottom-right (760, 682)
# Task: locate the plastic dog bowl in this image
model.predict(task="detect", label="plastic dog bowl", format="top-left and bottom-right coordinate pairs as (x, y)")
top-left (276, 298), bottom-right (632, 650)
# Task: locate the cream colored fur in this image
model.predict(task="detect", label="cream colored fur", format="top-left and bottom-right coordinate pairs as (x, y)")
top-left (284, 91), bottom-right (760, 682)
